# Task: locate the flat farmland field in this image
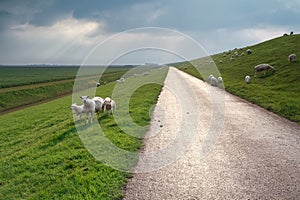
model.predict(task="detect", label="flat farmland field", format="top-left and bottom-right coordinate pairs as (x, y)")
top-left (0, 66), bottom-right (133, 113)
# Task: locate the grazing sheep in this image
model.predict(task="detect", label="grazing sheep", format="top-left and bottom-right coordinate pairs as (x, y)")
top-left (92, 96), bottom-right (104, 113)
top-left (245, 75), bottom-right (251, 84)
top-left (233, 51), bottom-right (239, 57)
top-left (246, 49), bottom-right (252, 55)
top-left (217, 76), bottom-right (223, 84)
top-left (254, 64), bottom-right (275, 77)
top-left (230, 56), bottom-right (235, 61)
top-left (241, 52), bottom-right (245, 56)
top-left (208, 74), bottom-right (214, 82)
top-left (289, 54), bottom-right (296, 63)
top-left (103, 97), bottom-right (116, 115)
top-left (116, 77), bottom-right (125, 83)
top-left (210, 76), bottom-right (217, 86)
top-left (96, 82), bottom-right (101, 87)
top-left (80, 96), bottom-right (95, 124)
top-left (219, 60), bottom-right (223, 64)
top-left (70, 103), bottom-right (85, 120)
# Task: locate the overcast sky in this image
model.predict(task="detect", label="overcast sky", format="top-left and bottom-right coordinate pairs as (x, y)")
top-left (0, 0), bottom-right (299, 65)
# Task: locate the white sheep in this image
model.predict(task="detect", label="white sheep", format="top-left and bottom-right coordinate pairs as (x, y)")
top-left (96, 82), bottom-right (101, 87)
top-left (103, 97), bottom-right (116, 115)
top-left (210, 76), bottom-right (217, 87)
top-left (246, 49), bottom-right (252, 55)
top-left (288, 54), bottom-right (296, 62)
top-left (230, 56), bottom-right (235, 61)
top-left (219, 60), bottom-right (223, 64)
top-left (116, 77), bottom-right (125, 83)
top-left (217, 76), bottom-right (223, 84)
top-left (254, 64), bottom-right (275, 77)
top-left (80, 96), bottom-right (95, 124)
top-left (70, 103), bottom-right (85, 120)
top-left (245, 75), bottom-right (251, 84)
top-left (92, 96), bottom-right (104, 113)
top-left (208, 74), bottom-right (213, 82)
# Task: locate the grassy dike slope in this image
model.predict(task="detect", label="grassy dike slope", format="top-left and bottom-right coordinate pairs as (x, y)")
top-left (177, 34), bottom-right (300, 124)
top-left (0, 67), bottom-right (168, 199)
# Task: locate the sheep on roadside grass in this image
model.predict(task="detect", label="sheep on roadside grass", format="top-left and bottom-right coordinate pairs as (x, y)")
top-left (96, 82), bottom-right (100, 87)
top-left (116, 77), bottom-right (125, 83)
top-left (210, 76), bottom-right (217, 87)
top-left (289, 54), bottom-right (296, 63)
top-left (217, 76), bottom-right (223, 84)
top-left (208, 74), bottom-right (213, 82)
top-left (245, 75), bottom-right (251, 84)
top-left (254, 64), bottom-right (275, 77)
top-left (70, 103), bottom-right (84, 120)
top-left (246, 49), bottom-right (252, 55)
top-left (103, 97), bottom-right (116, 115)
top-left (92, 96), bottom-right (104, 113)
top-left (80, 96), bottom-right (95, 124)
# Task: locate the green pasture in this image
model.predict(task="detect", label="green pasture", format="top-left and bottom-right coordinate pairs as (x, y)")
top-left (0, 67), bottom-right (168, 199)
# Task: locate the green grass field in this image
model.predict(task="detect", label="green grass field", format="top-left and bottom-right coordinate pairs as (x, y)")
top-left (0, 67), bottom-right (168, 199)
top-left (0, 66), bottom-right (133, 113)
top-left (175, 34), bottom-right (300, 124)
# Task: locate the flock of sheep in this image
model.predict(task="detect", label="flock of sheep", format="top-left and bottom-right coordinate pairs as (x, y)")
top-left (208, 47), bottom-right (297, 86)
top-left (71, 96), bottom-right (116, 124)
top-left (71, 69), bottom-right (155, 124)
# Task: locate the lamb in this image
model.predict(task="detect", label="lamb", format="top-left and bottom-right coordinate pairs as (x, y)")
top-left (288, 54), bottom-right (296, 63)
top-left (70, 103), bottom-right (85, 120)
top-left (92, 96), bottom-right (104, 113)
top-left (96, 82), bottom-right (101, 87)
top-left (246, 49), bottom-right (252, 55)
top-left (210, 76), bottom-right (217, 86)
top-left (103, 97), bottom-right (116, 115)
top-left (208, 74), bottom-right (214, 82)
top-left (254, 64), bottom-right (275, 77)
top-left (116, 77), bottom-right (125, 83)
top-left (245, 75), bottom-right (251, 84)
top-left (80, 96), bottom-right (95, 124)
top-left (217, 76), bottom-right (223, 84)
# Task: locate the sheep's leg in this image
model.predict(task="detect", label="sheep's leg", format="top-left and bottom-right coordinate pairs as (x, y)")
top-left (90, 111), bottom-right (94, 123)
top-left (86, 112), bottom-right (89, 124)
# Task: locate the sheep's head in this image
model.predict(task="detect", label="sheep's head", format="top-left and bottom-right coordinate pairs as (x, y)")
top-left (80, 96), bottom-right (89, 103)
top-left (70, 103), bottom-right (76, 110)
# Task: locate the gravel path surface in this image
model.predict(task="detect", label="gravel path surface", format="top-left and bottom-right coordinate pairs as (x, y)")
top-left (124, 67), bottom-right (300, 199)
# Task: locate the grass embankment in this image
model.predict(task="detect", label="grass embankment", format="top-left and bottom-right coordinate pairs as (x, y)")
top-left (0, 67), bottom-right (168, 199)
top-left (0, 66), bottom-right (131, 113)
top-left (175, 34), bottom-right (300, 124)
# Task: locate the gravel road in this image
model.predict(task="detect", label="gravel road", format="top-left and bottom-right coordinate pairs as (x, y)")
top-left (124, 67), bottom-right (300, 199)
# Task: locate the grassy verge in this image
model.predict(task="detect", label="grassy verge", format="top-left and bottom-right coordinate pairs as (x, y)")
top-left (0, 67), bottom-right (168, 199)
top-left (175, 34), bottom-right (300, 124)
